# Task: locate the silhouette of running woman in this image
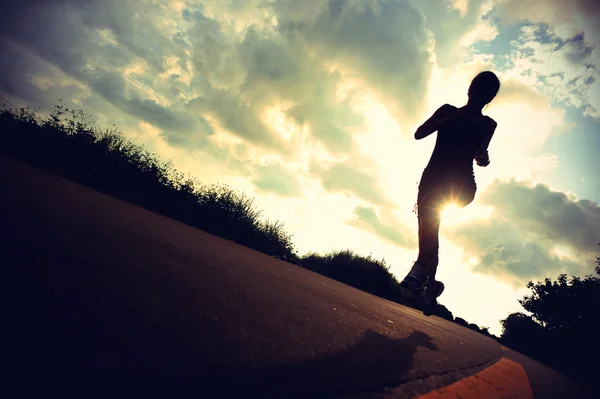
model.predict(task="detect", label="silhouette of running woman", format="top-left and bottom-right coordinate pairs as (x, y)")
top-left (400, 71), bottom-right (501, 315)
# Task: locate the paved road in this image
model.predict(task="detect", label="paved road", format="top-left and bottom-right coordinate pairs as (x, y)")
top-left (0, 157), bottom-right (590, 398)
top-left (500, 346), bottom-right (591, 399)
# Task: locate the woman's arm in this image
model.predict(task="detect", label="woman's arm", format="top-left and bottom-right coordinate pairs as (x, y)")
top-left (414, 104), bottom-right (460, 140)
top-left (474, 118), bottom-right (497, 167)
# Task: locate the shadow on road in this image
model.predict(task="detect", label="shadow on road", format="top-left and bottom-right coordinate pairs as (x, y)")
top-left (47, 329), bottom-right (438, 398)
top-left (231, 329), bottom-right (440, 398)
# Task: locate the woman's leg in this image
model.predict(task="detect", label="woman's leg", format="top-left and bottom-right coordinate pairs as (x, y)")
top-left (415, 195), bottom-right (442, 281)
top-left (418, 175), bottom-right (475, 281)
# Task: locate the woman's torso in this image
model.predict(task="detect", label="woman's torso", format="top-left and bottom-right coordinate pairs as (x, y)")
top-left (424, 106), bottom-right (491, 178)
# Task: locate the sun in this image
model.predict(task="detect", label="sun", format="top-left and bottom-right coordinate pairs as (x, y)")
top-left (440, 204), bottom-right (464, 225)
top-left (468, 256), bottom-right (479, 266)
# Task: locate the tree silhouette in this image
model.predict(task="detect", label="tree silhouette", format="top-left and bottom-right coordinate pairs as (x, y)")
top-left (596, 241), bottom-right (599, 275)
top-left (500, 312), bottom-right (543, 357)
top-left (500, 244), bottom-right (600, 383)
top-left (519, 273), bottom-right (600, 331)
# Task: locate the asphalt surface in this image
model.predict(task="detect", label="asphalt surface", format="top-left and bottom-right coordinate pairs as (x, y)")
top-left (501, 346), bottom-right (591, 399)
top-left (0, 157), bottom-right (590, 398)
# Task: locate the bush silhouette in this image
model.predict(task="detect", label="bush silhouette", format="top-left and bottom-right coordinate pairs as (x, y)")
top-left (0, 101), bottom-right (297, 262)
top-left (453, 317), bottom-right (468, 327)
top-left (300, 250), bottom-right (403, 303)
top-left (434, 304), bottom-right (454, 321)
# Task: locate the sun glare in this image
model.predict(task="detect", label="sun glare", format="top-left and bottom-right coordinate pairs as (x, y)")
top-left (440, 204), bottom-right (464, 225)
top-left (440, 203), bottom-right (494, 226)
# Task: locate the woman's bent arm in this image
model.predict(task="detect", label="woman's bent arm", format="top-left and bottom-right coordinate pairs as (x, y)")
top-left (475, 119), bottom-right (497, 167)
top-left (414, 104), bottom-right (457, 140)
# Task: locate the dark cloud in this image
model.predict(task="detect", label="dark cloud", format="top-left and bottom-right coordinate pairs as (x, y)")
top-left (492, 0), bottom-right (600, 44)
top-left (446, 179), bottom-right (600, 282)
top-left (0, 40), bottom-right (68, 109)
top-left (253, 164), bottom-right (302, 197)
top-left (0, 0), bottom-right (212, 146)
top-left (448, 216), bottom-right (576, 281)
top-left (183, 7), bottom-right (246, 88)
top-left (239, 29), bottom-right (301, 86)
top-left (557, 34), bottom-right (595, 64)
top-left (347, 206), bottom-right (417, 249)
top-left (483, 180), bottom-right (599, 253)
top-left (1, 0), bottom-right (133, 74)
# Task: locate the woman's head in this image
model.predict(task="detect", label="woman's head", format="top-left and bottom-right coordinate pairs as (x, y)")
top-left (468, 71), bottom-right (500, 106)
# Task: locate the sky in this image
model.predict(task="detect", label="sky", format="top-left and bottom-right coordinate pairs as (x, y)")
top-left (1, 0), bottom-right (599, 335)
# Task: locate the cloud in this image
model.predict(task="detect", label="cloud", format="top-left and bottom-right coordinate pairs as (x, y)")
top-left (182, 7), bottom-right (247, 89)
top-left (347, 206), bottom-right (417, 249)
top-left (451, 0), bottom-right (470, 17)
top-left (88, 69), bottom-right (211, 141)
top-left (490, 1), bottom-right (600, 118)
top-left (416, 0), bottom-right (499, 67)
top-left (253, 164), bottom-right (302, 197)
top-left (481, 179), bottom-right (600, 253)
top-left (0, 38), bottom-right (86, 109)
top-left (313, 162), bottom-right (390, 206)
top-left (274, 0), bottom-right (437, 133)
top-left (492, 77), bottom-right (556, 109)
top-left (0, 0), bottom-right (498, 159)
top-left (179, 4), bottom-right (366, 154)
top-left (505, 26), bottom-right (597, 114)
top-left (188, 87), bottom-right (280, 150)
top-left (0, 0), bottom-right (214, 143)
top-left (446, 178), bottom-right (600, 283)
top-left (492, 0), bottom-right (600, 44)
